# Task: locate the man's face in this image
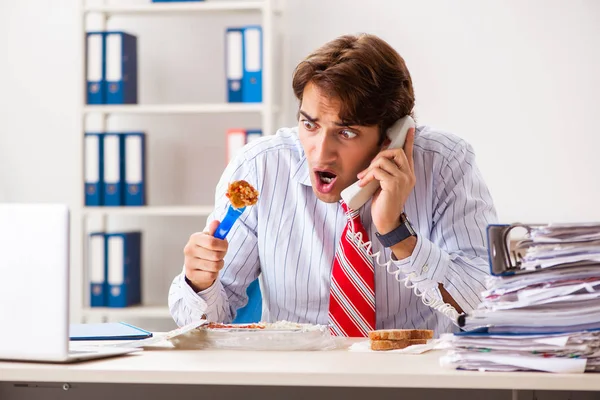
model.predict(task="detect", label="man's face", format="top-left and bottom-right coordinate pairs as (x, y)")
top-left (298, 82), bottom-right (383, 203)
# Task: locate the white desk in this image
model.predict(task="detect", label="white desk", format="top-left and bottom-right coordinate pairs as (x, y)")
top-left (1, 346), bottom-right (600, 393)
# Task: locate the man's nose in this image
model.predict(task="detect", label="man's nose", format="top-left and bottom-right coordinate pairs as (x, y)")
top-left (313, 132), bottom-right (337, 163)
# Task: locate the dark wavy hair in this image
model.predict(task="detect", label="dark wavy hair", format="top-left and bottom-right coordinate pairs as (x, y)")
top-left (292, 33), bottom-right (415, 143)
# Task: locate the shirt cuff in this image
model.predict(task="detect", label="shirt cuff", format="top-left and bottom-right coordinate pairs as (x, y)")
top-left (390, 234), bottom-right (450, 285)
top-left (179, 270), bottom-right (225, 320)
top-left (196, 279), bottom-right (224, 307)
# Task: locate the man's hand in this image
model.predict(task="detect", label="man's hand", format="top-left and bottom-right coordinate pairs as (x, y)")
top-left (357, 127), bottom-right (416, 235)
top-left (184, 220), bottom-right (228, 292)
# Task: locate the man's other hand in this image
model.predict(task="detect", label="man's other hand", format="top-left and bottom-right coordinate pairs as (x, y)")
top-left (183, 220), bottom-right (228, 292)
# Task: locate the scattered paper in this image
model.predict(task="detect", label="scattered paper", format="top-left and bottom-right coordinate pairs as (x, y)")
top-left (348, 339), bottom-right (441, 354)
top-left (107, 319), bottom-right (208, 348)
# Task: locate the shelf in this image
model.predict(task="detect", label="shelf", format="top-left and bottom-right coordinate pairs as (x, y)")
top-left (74, 0), bottom-right (281, 325)
top-left (82, 305), bottom-right (171, 319)
top-left (83, 103), bottom-right (275, 115)
top-left (84, 1), bottom-right (266, 15)
top-left (83, 206), bottom-right (214, 217)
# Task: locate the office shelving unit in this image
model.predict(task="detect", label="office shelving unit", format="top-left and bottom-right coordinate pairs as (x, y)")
top-left (74, 0), bottom-right (283, 323)
top-left (83, 103), bottom-right (278, 115)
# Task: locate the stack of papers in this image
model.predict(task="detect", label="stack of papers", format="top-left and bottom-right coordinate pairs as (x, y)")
top-left (512, 223), bottom-right (600, 270)
top-left (439, 331), bottom-right (600, 373)
top-left (441, 223), bottom-right (600, 373)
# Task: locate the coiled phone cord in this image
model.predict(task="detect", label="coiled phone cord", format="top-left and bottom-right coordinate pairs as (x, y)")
top-left (347, 224), bottom-right (461, 326)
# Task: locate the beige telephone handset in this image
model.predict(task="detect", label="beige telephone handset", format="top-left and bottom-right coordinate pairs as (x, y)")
top-left (341, 116), bottom-right (415, 210)
top-left (340, 115), bottom-right (461, 325)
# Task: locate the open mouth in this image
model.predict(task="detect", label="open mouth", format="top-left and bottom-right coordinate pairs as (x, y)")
top-left (314, 169), bottom-right (338, 194)
top-left (317, 171), bottom-right (337, 184)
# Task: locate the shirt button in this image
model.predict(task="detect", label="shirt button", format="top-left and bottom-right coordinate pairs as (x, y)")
top-left (422, 264), bottom-right (429, 273)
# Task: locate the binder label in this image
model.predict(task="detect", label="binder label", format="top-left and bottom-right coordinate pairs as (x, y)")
top-left (244, 28), bottom-right (261, 72)
top-left (104, 135), bottom-right (120, 184)
top-left (108, 236), bottom-right (124, 286)
top-left (227, 31), bottom-right (243, 80)
top-left (85, 135), bottom-right (99, 183)
top-left (125, 135), bottom-right (142, 183)
top-left (106, 33), bottom-right (123, 83)
top-left (90, 235), bottom-right (105, 284)
top-left (87, 34), bottom-right (102, 83)
top-left (227, 129), bottom-right (246, 163)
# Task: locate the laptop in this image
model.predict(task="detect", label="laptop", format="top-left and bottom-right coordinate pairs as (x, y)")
top-left (0, 203), bottom-right (140, 362)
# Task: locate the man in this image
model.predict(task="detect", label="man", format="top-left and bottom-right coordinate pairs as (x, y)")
top-left (168, 33), bottom-right (497, 336)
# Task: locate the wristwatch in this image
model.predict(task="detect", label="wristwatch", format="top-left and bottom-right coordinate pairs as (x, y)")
top-left (375, 213), bottom-right (416, 248)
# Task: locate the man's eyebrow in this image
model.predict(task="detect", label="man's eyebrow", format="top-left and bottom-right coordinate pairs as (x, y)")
top-left (299, 110), bottom-right (356, 128)
top-left (299, 110), bottom-right (317, 123)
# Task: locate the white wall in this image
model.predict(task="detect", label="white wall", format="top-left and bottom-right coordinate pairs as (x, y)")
top-left (1, 0), bottom-right (599, 329)
top-left (283, 0), bottom-right (600, 223)
top-left (0, 1), bottom-right (80, 205)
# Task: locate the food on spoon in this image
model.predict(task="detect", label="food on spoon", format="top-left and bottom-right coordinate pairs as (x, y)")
top-left (226, 180), bottom-right (259, 209)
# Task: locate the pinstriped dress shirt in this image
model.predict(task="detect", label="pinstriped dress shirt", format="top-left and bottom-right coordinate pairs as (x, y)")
top-left (168, 125), bottom-right (498, 335)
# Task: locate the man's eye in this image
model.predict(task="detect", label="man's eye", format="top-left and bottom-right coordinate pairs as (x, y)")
top-left (302, 120), bottom-right (317, 131)
top-left (340, 129), bottom-right (357, 139)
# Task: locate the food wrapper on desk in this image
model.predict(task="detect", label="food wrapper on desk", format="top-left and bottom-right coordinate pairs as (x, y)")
top-left (168, 321), bottom-right (338, 351)
top-left (348, 339), bottom-right (441, 354)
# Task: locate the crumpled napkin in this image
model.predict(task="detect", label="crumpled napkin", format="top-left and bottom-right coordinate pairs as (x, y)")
top-left (348, 339), bottom-right (442, 354)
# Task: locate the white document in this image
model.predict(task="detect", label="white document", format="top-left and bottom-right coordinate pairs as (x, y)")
top-left (440, 350), bottom-right (587, 373)
top-left (109, 319), bottom-right (208, 348)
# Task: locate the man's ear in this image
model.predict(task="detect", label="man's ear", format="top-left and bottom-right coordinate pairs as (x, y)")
top-left (381, 136), bottom-right (391, 149)
top-left (379, 125), bottom-right (391, 149)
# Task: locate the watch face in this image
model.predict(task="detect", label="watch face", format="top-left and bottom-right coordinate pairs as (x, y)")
top-left (402, 213), bottom-right (416, 236)
top-left (406, 222), bottom-right (416, 236)
top-left (400, 213), bottom-right (408, 223)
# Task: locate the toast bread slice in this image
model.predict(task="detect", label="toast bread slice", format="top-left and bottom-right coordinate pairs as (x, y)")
top-left (370, 339), bottom-right (429, 351)
top-left (368, 329), bottom-right (434, 341)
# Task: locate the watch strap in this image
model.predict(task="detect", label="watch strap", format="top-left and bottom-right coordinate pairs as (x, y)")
top-left (375, 213), bottom-right (416, 247)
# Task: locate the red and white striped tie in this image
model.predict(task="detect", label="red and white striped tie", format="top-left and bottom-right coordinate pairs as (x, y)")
top-left (328, 200), bottom-right (376, 337)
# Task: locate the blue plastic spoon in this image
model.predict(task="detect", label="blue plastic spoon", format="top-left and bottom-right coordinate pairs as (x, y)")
top-left (214, 205), bottom-right (246, 240)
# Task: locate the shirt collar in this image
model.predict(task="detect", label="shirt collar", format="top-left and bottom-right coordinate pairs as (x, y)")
top-left (290, 128), bottom-right (312, 186)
